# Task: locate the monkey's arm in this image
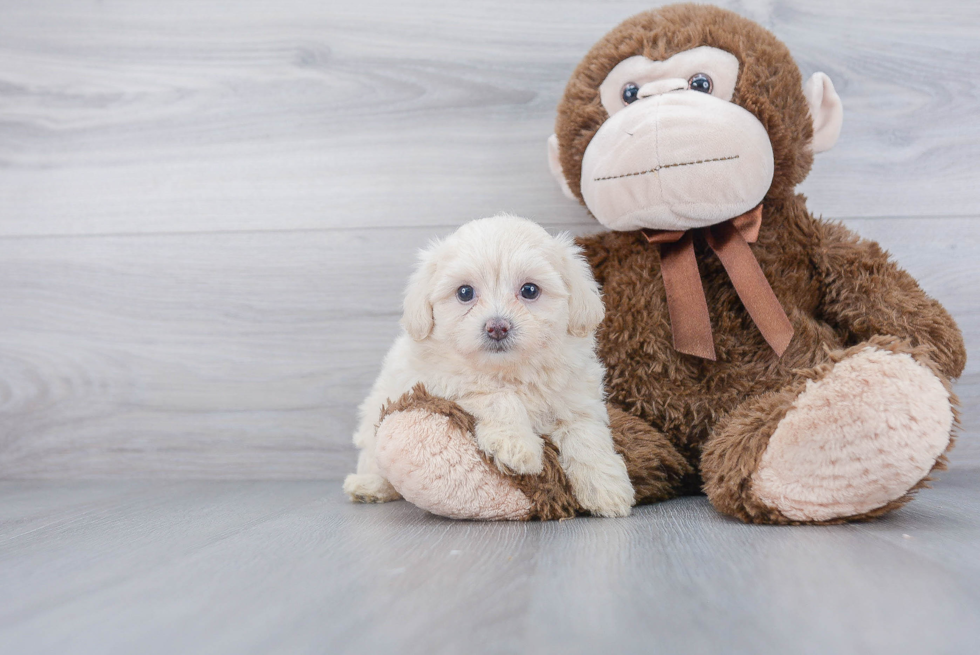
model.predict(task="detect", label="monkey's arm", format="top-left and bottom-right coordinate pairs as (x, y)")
top-left (813, 219), bottom-right (966, 379)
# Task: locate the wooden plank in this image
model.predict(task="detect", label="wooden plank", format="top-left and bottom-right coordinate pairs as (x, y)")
top-left (1, 0), bottom-right (979, 238)
top-left (0, 226), bottom-right (432, 479)
top-left (854, 469), bottom-right (980, 577)
top-left (1, 473), bottom-right (979, 653)
top-left (0, 217), bottom-right (976, 479)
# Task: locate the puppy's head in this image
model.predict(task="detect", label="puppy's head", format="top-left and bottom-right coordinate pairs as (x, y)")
top-left (401, 214), bottom-right (604, 366)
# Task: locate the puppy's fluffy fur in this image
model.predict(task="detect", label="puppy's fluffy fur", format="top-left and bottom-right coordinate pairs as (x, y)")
top-left (343, 214), bottom-right (635, 517)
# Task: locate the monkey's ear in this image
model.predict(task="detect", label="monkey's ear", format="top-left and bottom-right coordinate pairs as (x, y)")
top-left (547, 134), bottom-right (577, 200)
top-left (555, 233), bottom-right (604, 338)
top-left (803, 72), bottom-right (843, 154)
top-left (401, 244), bottom-right (439, 341)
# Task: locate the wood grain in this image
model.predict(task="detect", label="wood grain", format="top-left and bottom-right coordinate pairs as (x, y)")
top-left (0, 0), bottom-right (977, 478)
top-left (1, 0), bottom-right (979, 238)
top-left (2, 472), bottom-right (980, 654)
top-left (0, 218), bottom-right (976, 479)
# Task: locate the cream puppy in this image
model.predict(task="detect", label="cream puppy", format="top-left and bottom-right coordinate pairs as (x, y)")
top-left (343, 214), bottom-right (635, 517)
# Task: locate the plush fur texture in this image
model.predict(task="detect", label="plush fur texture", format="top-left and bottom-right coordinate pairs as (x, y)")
top-left (701, 337), bottom-right (959, 524)
top-left (345, 214), bottom-right (634, 517)
top-left (552, 5), bottom-right (965, 523)
top-left (555, 4), bottom-right (816, 207)
top-left (371, 385), bottom-right (696, 521)
top-left (346, 4), bottom-right (966, 524)
top-left (578, 45), bottom-right (775, 231)
top-left (374, 386), bottom-right (533, 520)
top-left (751, 345), bottom-right (953, 521)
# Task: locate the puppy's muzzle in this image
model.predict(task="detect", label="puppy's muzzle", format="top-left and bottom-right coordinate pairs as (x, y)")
top-left (485, 317), bottom-right (511, 342)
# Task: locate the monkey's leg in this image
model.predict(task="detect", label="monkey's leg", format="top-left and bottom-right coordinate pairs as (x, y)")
top-left (606, 406), bottom-right (693, 506)
top-left (701, 338), bottom-right (956, 524)
top-left (372, 386), bottom-right (690, 520)
top-left (372, 385), bottom-right (570, 520)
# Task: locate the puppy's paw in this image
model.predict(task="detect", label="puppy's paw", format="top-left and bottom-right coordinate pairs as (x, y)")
top-left (343, 473), bottom-right (401, 503)
top-left (569, 461), bottom-right (635, 518)
top-left (475, 424), bottom-right (544, 475)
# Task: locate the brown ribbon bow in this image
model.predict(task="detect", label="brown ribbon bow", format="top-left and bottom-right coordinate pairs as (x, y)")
top-left (641, 204), bottom-right (793, 360)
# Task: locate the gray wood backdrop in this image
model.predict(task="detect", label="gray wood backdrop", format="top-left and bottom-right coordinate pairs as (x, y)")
top-left (1, 0), bottom-right (978, 479)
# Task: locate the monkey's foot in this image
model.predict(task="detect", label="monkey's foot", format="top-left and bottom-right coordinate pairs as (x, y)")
top-left (374, 401), bottom-right (533, 521)
top-left (752, 344), bottom-right (954, 522)
top-left (372, 384), bottom-right (585, 521)
top-left (703, 340), bottom-right (956, 524)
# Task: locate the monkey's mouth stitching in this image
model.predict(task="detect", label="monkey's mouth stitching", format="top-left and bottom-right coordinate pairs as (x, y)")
top-left (594, 155), bottom-right (739, 182)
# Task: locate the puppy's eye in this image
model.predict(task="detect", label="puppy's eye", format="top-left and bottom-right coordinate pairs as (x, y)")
top-left (688, 73), bottom-right (712, 94)
top-left (621, 82), bottom-right (640, 105)
top-left (520, 283), bottom-right (540, 300)
top-left (456, 285), bottom-right (475, 303)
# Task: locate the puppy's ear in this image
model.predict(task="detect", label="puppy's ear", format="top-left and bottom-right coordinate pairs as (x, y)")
top-left (555, 233), bottom-right (604, 338)
top-left (401, 242), bottom-right (439, 341)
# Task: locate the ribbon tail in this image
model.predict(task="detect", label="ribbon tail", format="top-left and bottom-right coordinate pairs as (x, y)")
top-left (659, 233), bottom-right (716, 360)
top-left (706, 221), bottom-right (794, 356)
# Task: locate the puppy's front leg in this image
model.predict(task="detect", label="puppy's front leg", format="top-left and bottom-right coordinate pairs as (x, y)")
top-left (459, 392), bottom-right (544, 475)
top-left (552, 409), bottom-right (634, 517)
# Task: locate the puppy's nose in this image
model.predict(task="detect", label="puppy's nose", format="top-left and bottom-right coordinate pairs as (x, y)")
top-left (485, 317), bottom-right (511, 341)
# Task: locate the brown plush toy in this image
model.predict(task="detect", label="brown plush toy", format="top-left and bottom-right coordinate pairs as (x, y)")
top-left (360, 4), bottom-right (967, 523)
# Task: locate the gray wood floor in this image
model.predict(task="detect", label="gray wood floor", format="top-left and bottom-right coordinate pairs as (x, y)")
top-left (2, 470), bottom-right (980, 655)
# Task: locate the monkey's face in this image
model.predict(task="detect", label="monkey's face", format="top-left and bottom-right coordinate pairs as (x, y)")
top-left (548, 6), bottom-right (843, 233)
top-left (579, 46), bottom-right (773, 232)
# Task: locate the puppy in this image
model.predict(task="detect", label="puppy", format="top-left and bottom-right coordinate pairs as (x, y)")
top-left (343, 214), bottom-right (635, 517)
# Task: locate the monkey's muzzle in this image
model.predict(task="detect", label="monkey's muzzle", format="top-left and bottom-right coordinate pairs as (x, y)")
top-left (580, 92), bottom-right (775, 233)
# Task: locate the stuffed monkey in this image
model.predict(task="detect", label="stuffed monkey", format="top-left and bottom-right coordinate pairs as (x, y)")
top-left (353, 4), bottom-right (966, 524)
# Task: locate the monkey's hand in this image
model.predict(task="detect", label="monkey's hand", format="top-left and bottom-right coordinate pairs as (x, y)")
top-left (815, 220), bottom-right (966, 380)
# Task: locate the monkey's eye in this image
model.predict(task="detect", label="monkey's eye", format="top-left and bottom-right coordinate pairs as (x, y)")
top-left (689, 73), bottom-right (712, 94)
top-left (621, 83), bottom-right (640, 105)
top-left (520, 283), bottom-right (540, 300)
top-left (456, 285), bottom-right (475, 302)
